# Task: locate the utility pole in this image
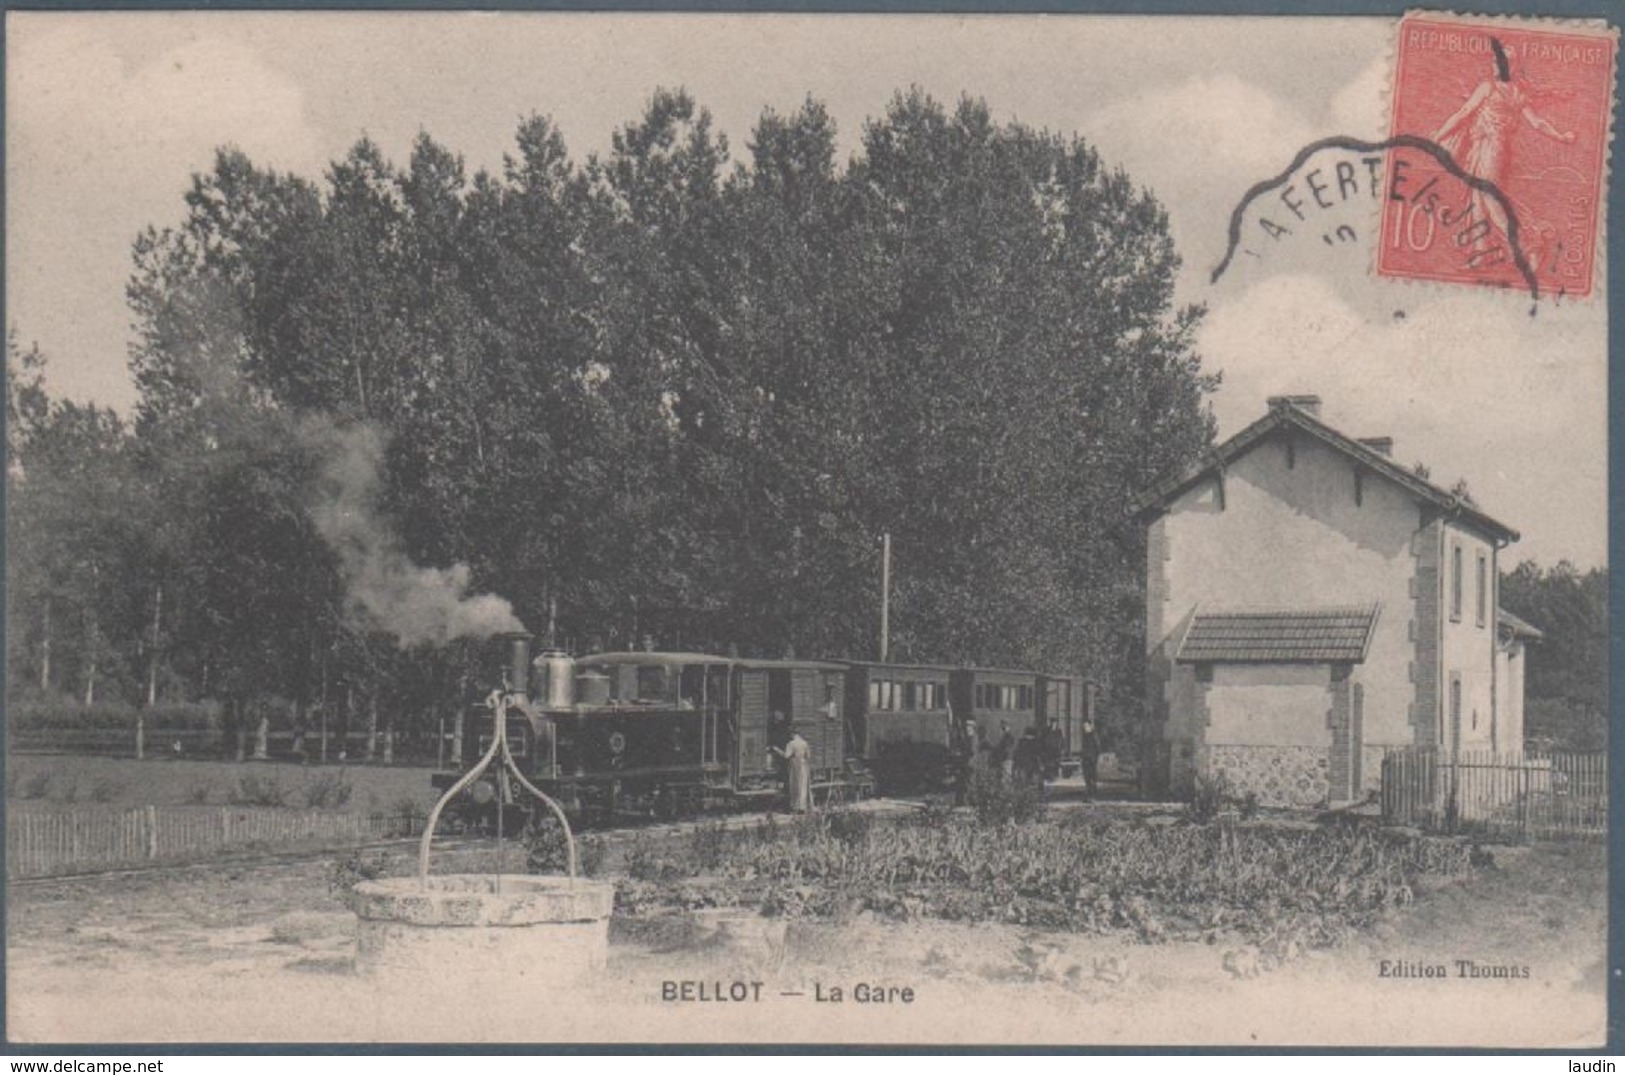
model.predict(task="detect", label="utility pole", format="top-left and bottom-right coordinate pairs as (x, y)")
top-left (879, 531), bottom-right (891, 662)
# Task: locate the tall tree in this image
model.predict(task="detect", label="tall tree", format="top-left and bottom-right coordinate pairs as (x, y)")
top-left (79, 86), bottom-right (1216, 757)
top-left (1500, 560), bottom-right (1608, 751)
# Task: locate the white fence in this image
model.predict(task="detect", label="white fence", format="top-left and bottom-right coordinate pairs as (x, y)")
top-left (7, 804), bottom-right (421, 879)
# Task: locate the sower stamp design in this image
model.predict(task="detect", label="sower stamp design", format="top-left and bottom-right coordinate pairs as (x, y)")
top-left (1379, 13), bottom-right (1617, 299)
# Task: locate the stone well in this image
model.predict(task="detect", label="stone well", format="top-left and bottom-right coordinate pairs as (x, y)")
top-left (353, 875), bottom-right (615, 986)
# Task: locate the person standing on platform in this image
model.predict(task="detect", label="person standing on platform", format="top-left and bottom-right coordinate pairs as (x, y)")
top-left (1079, 720), bottom-right (1102, 799)
top-left (773, 730), bottom-right (813, 813)
top-left (993, 722), bottom-right (1015, 781)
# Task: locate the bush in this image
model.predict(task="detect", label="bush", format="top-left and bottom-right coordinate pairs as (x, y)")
top-left (15, 769), bottom-right (52, 800)
top-left (967, 768), bottom-right (1045, 826)
top-left (230, 774), bottom-right (288, 808)
top-left (1187, 770), bottom-right (1258, 824)
top-left (1525, 697), bottom-right (1608, 753)
top-left (525, 820), bottom-right (606, 877)
top-left (327, 849), bottom-right (388, 896)
top-left (688, 820), bottom-right (733, 872)
top-left (300, 772), bottom-right (353, 809)
top-left (390, 794), bottom-right (427, 820)
top-left (621, 831), bottom-right (686, 882)
top-left (821, 807), bottom-right (875, 844)
top-left (185, 781), bottom-right (214, 805)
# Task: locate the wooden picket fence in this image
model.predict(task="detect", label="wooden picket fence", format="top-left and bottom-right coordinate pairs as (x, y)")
top-left (1381, 748), bottom-right (1607, 840)
top-left (6, 804), bottom-right (424, 879)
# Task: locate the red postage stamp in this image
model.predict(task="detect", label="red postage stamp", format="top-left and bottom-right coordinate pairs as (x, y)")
top-left (1379, 13), bottom-right (1618, 299)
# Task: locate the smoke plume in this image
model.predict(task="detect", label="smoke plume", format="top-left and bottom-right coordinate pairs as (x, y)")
top-left (310, 423), bottom-right (524, 647)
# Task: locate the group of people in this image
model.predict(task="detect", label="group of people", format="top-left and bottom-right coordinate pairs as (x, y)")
top-left (962, 717), bottom-right (1102, 797)
top-left (771, 711), bottom-right (1106, 813)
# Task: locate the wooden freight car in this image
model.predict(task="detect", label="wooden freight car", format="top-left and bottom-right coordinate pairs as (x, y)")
top-left (731, 658), bottom-right (865, 802)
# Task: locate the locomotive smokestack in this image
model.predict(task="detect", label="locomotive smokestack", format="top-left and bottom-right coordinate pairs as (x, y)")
top-left (498, 632), bottom-right (534, 697)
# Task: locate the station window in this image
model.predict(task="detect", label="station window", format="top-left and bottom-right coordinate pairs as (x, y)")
top-left (1450, 543), bottom-right (1463, 623)
top-left (1475, 551), bottom-right (1487, 628)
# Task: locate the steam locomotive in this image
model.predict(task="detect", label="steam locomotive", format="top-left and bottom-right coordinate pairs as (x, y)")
top-left (430, 633), bottom-right (1092, 825)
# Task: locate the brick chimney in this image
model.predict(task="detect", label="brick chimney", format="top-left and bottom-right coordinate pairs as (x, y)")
top-left (1358, 436), bottom-right (1394, 457)
top-left (1267, 394), bottom-right (1322, 418)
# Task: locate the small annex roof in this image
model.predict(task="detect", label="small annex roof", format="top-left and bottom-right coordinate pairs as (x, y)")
top-left (1132, 399), bottom-right (1519, 543)
top-left (1496, 608), bottom-right (1545, 641)
top-left (1176, 605), bottom-right (1381, 664)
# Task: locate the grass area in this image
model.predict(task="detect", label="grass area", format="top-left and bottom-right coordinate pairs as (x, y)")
top-left (5, 753), bottom-right (439, 815)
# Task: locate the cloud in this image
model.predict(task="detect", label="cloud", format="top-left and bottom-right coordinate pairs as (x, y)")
top-left (1085, 75), bottom-right (1319, 290)
top-left (1327, 54), bottom-right (1390, 140)
top-left (1199, 274), bottom-right (1606, 566)
top-left (1088, 74), bottom-right (1318, 188)
top-left (10, 20), bottom-right (325, 183)
top-left (7, 17), bottom-right (326, 409)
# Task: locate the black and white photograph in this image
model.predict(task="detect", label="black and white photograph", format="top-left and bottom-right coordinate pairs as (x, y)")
top-left (3, 8), bottom-right (1613, 1048)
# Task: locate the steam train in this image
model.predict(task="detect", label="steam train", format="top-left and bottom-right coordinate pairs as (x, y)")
top-left (430, 633), bottom-right (1093, 825)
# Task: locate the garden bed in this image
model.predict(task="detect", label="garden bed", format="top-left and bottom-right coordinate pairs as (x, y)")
top-left (531, 807), bottom-right (1475, 961)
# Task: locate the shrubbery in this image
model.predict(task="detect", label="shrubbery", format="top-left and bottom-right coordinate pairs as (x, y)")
top-left (609, 808), bottom-right (1471, 950)
top-left (966, 768), bottom-right (1046, 826)
top-left (1187, 770), bottom-right (1260, 824)
top-left (229, 774), bottom-right (288, 808)
top-left (524, 819), bottom-right (607, 877)
top-left (300, 772), bottom-right (354, 809)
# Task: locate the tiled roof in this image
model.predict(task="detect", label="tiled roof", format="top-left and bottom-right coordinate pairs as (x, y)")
top-left (1131, 400), bottom-right (1519, 543)
top-left (1176, 606), bottom-right (1381, 664)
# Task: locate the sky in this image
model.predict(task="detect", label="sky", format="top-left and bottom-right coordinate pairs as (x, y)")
top-left (5, 11), bottom-right (1609, 567)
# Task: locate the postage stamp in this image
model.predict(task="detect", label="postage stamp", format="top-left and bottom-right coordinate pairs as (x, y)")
top-left (1378, 12), bottom-right (1618, 298)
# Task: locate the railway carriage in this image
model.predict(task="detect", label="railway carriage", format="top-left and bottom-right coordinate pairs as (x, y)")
top-left (730, 657), bottom-right (861, 803)
top-left (843, 661), bottom-right (960, 791)
top-left (432, 633), bottom-right (1089, 824)
top-left (1037, 672), bottom-right (1091, 776)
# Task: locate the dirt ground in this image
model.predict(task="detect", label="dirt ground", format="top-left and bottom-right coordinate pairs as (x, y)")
top-left (5, 824), bottom-right (1608, 1048)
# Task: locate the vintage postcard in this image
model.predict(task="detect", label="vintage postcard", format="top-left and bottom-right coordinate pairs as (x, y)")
top-left (4, 8), bottom-right (1614, 1050)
